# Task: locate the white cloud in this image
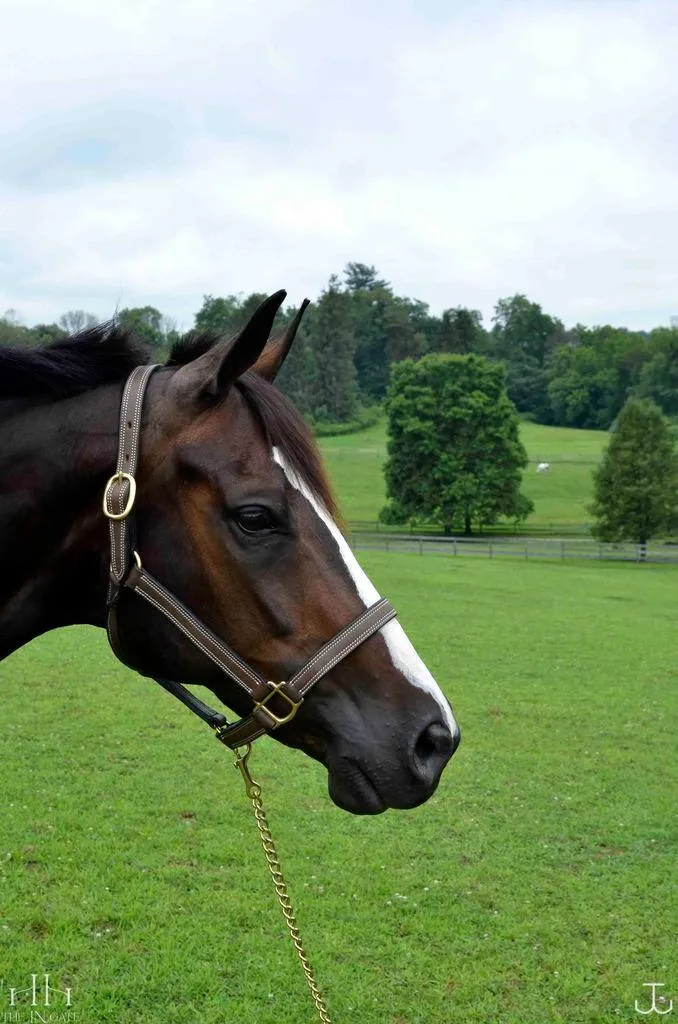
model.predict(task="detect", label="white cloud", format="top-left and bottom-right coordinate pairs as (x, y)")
top-left (1, 0), bottom-right (677, 329)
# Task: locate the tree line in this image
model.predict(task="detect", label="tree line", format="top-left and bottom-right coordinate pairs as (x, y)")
top-left (4, 263), bottom-right (677, 430)
top-left (381, 347), bottom-right (678, 543)
top-left (5, 279), bottom-right (676, 541)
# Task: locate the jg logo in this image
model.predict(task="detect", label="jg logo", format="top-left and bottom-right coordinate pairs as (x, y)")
top-left (636, 982), bottom-right (674, 1016)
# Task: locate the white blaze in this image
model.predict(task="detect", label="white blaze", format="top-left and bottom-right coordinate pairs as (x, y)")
top-left (273, 448), bottom-right (459, 736)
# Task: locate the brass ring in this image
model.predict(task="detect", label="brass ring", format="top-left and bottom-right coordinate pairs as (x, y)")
top-left (103, 472), bottom-right (137, 520)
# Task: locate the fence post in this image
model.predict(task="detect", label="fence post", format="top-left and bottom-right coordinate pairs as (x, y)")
top-left (489, 541), bottom-right (493, 559)
top-left (598, 544), bottom-right (603, 560)
top-left (453, 538), bottom-right (458, 556)
top-left (385, 536), bottom-right (390, 552)
top-left (561, 541), bottom-right (565, 561)
top-left (524, 543), bottom-right (528, 560)
top-left (418, 536), bottom-right (423, 555)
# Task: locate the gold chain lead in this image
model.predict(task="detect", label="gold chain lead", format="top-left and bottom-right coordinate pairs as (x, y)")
top-left (234, 745), bottom-right (333, 1024)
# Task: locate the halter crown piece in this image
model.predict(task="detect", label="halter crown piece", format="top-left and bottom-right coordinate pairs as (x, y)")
top-left (103, 365), bottom-right (397, 749)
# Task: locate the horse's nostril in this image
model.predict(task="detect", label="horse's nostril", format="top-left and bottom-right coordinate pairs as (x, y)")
top-left (412, 720), bottom-right (459, 784)
top-left (417, 720), bottom-right (455, 757)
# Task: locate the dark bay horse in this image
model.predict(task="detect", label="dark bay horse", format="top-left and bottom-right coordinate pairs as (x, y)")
top-left (0, 291), bottom-right (459, 814)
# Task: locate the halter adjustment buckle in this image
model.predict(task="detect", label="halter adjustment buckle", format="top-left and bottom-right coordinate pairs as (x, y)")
top-left (255, 681), bottom-right (302, 726)
top-left (103, 471), bottom-right (137, 520)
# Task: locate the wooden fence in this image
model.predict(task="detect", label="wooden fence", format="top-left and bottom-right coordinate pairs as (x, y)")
top-left (347, 531), bottom-right (678, 565)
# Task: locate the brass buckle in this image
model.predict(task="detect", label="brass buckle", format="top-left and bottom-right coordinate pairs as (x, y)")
top-left (254, 681), bottom-right (302, 727)
top-left (103, 472), bottom-right (137, 520)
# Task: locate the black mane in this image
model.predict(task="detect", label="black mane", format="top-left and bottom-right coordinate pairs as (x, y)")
top-left (0, 323), bottom-right (149, 402)
top-left (1, 323), bottom-right (337, 516)
top-left (167, 328), bottom-right (220, 367)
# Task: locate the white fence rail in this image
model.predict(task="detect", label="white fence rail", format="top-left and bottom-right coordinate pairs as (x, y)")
top-left (348, 532), bottom-right (678, 565)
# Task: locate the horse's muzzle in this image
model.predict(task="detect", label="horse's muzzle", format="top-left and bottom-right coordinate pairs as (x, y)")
top-left (326, 717), bottom-right (461, 815)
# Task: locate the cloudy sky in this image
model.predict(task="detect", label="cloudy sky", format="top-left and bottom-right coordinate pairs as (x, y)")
top-left (1, 0), bottom-right (677, 331)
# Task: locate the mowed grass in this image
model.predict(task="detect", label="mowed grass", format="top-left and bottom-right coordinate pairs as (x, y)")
top-left (319, 419), bottom-right (607, 530)
top-left (520, 422), bottom-right (607, 529)
top-left (1, 554), bottom-right (675, 1023)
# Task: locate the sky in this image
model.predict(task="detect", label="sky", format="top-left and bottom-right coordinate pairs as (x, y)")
top-left (1, 0), bottom-right (677, 332)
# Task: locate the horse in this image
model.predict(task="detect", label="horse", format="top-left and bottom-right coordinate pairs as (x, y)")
top-left (0, 290), bottom-right (459, 815)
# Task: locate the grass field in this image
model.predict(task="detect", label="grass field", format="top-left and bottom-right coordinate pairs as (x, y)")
top-left (1, 553), bottom-right (675, 1023)
top-left (319, 420), bottom-right (607, 531)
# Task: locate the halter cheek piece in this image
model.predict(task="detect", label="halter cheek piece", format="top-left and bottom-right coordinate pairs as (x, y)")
top-left (104, 365), bottom-right (397, 750)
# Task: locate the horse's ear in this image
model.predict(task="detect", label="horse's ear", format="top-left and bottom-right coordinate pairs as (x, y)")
top-left (173, 290), bottom-right (287, 401)
top-left (253, 298), bottom-right (311, 382)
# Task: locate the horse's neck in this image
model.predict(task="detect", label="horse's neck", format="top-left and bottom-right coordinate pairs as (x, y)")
top-left (0, 389), bottom-right (120, 659)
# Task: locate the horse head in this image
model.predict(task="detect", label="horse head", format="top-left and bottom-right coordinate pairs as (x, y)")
top-left (106, 291), bottom-right (460, 814)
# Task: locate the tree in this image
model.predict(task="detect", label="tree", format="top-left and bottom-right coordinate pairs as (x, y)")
top-left (381, 354), bottom-right (533, 534)
top-left (350, 285), bottom-right (392, 401)
top-left (307, 277), bottom-right (358, 423)
top-left (30, 323), bottom-right (67, 346)
top-left (491, 294), bottom-right (562, 366)
top-left (117, 306), bottom-right (168, 352)
top-left (547, 325), bottom-right (651, 429)
top-left (275, 303), bottom-right (316, 417)
top-left (589, 399), bottom-right (678, 546)
top-left (59, 310), bottom-right (98, 334)
top-left (343, 262), bottom-right (387, 292)
top-left (195, 292), bottom-right (271, 336)
top-left (0, 310), bottom-right (33, 347)
top-left (0, 314), bottom-right (67, 348)
top-left (381, 294), bottom-right (427, 364)
top-left (635, 328), bottom-right (678, 416)
top-left (349, 279), bottom-right (427, 401)
top-left (489, 294), bottom-right (564, 420)
top-left (433, 307), bottom-right (485, 355)
top-left (506, 359), bottom-right (552, 423)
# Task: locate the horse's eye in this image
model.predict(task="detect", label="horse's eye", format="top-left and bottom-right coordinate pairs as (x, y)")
top-left (235, 506), bottom-right (275, 534)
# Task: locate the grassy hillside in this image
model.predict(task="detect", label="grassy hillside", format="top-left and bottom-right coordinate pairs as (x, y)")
top-left (319, 419), bottom-right (607, 532)
top-left (1, 554), bottom-right (674, 1023)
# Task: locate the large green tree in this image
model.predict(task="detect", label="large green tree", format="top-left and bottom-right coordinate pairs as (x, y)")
top-left (491, 294), bottom-right (562, 366)
top-left (433, 306), bottom-right (485, 355)
top-left (547, 324), bottom-right (651, 430)
top-left (117, 306), bottom-right (173, 354)
top-left (344, 264), bottom-right (429, 402)
top-left (382, 354), bottom-right (533, 534)
top-left (589, 399), bottom-right (678, 545)
top-left (490, 294), bottom-right (564, 420)
top-left (307, 277), bottom-right (358, 423)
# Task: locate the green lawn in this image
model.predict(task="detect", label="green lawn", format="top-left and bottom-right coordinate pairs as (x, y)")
top-left (320, 420), bottom-right (389, 522)
top-left (1, 554), bottom-right (675, 1023)
top-left (319, 419), bottom-right (608, 531)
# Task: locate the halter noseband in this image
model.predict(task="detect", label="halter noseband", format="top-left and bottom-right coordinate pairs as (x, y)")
top-left (103, 365), bottom-right (397, 750)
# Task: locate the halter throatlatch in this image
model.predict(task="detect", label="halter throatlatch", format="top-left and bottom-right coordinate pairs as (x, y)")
top-left (104, 365), bottom-right (397, 748)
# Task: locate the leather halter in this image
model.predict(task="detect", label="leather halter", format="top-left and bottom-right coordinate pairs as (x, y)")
top-left (103, 365), bottom-right (397, 750)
